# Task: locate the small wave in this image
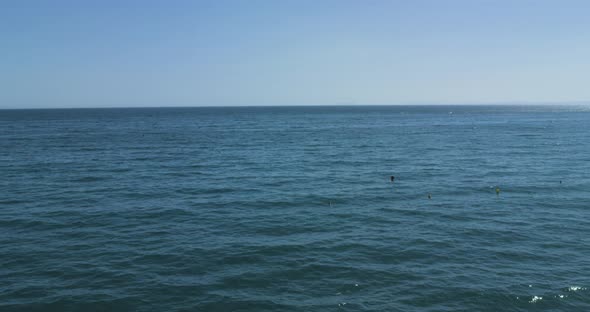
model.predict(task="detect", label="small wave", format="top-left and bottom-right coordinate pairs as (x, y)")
top-left (0, 199), bottom-right (31, 205)
top-left (529, 295), bottom-right (542, 303)
top-left (568, 286), bottom-right (586, 292)
top-left (72, 176), bottom-right (107, 182)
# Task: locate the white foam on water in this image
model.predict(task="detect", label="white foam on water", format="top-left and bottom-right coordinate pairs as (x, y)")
top-left (529, 296), bottom-right (542, 303)
top-left (568, 286), bottom-right (585, 291)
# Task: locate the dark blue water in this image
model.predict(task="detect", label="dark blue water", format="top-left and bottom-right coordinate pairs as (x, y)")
top-left (1, 105), bottom-right (590, 311)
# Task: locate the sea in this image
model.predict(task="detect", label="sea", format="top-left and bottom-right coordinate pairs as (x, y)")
top-left (1, 105), bottom-right (590, 311)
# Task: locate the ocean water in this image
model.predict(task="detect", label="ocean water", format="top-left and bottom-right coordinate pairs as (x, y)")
top-left (1, 105), bottom-right (590, 311)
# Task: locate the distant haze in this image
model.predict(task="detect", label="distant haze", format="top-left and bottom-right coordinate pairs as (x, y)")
top-left (1, 0), bottom-right (590, 108)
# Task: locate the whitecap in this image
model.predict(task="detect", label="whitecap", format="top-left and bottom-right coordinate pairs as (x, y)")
top-left (529, 296), bottom-right (542, 303)
top-left (568, 286), bottom-right (586, 291)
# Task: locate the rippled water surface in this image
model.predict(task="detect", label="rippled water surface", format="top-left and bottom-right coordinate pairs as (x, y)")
top-left (1, 105), bottom-right (590, 311)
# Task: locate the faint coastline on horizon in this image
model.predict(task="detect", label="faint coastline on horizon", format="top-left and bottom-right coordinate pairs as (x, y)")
top-left (3, 101), bottom-right (590, 110)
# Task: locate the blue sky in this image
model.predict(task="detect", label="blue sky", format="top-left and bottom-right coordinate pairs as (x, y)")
top-left (1, 0), bottom-right (589, 108)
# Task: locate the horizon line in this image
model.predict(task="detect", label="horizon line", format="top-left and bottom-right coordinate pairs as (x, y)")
top-left (2, 101), bottom-right (590, 110)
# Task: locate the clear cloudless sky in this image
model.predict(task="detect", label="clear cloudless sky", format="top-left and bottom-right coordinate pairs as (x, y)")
top-left (1, 0), bottom-right (590, 108)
